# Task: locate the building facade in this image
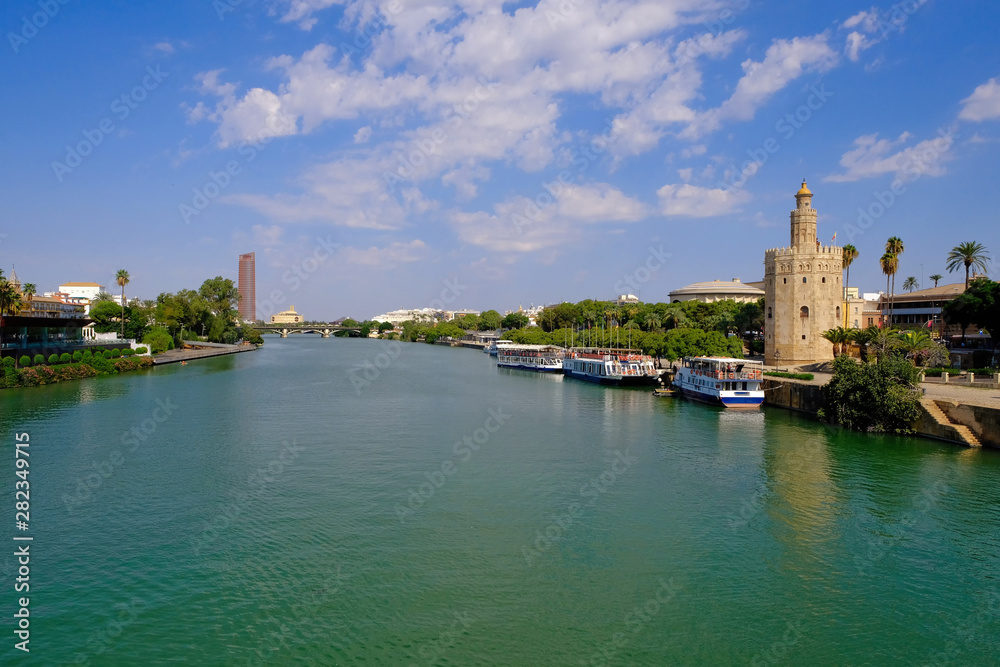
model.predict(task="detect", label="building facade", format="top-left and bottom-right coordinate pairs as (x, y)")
top-left (271, 306), bottom-right (301, 324)
top-left (238, 252), bottom-right (255, 322)
top-left (764, 181), bottom-right (842, 366)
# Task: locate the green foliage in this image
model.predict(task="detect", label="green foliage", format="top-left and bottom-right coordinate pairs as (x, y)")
top-left (377, 321), bottom-right (394, 333)
top-left (122, 348), bottom-right (135, 357)
top-left (87, 354), bottom-right (115, 374)
top-left (19, 355), bottom-right (31, 367)
top-left (135, 346), bottom-right (148, 354)
top-left (2, 357), bottom-right (13, 368)
top-left (143, 327), bottom-right (174, 354)
top-left (82, 351), bottom-right (93, 363)
top-left (921, 368), bottom-right (953, 377)
top-left (478, 310), bottom-right (503, 331)
top-left (72, 351), bottom-right (83, 362)
top-left (59, 353), bottom-right (71, 364)
top-left (47, 354), bottom-right (59, 365)
top-left (111, 348), bottom-right (122, 358)
top-left (820, 354), bottom-right (922, 434)
top-left (240, 328), bottom-right (264, 345)
top-left (34, 354), bottom-right (45, 365)
top-left (765, 371), bottom-right (815, 381)
top-left (943, 278), bottom-right (1000, 341)
top-left (501, 312), bottom-right (530, 329)
top-left (967, 368), bottom-right (997, 376)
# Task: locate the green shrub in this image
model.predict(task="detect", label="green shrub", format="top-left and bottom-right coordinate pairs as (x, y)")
top-left (88, 355), bottom-right (115, 374)
top-left (111, 348), bottom-right (122, 358)
top-left (19, 355), bottom-right (31, 367)
top-left (82, 351), bottom-right (93, 364)
top-left (60, 353), bottom-right (71, 363)
top-left (967, 368), bottom-right (996, 376)
top-left (765, 371), bottom-right (814, 381)
top-left (820, 355), bottom-right (921, 434)
top-left (34, 354), bottom-right (46, 365)
top-left (72, 351), bottom-right (83, 362)
top-left (143, 327), bottom-right (174, 354)
top-left (2, 357), bottom-right (14, 368)
top-left (48, 354), bottom-right (59, 364)
top-left (122, 348), bottom-right (134, 357)
top-left (135, 346), bottom-right (147, 354)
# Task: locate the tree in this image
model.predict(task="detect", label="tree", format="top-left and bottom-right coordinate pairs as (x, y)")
top-left (820, 354), bottom-right (921, 434)
top-left (502, 312), bottom-right (529, 330)
top-left (821, 327), bottom-right (852, 357)
top-left (478, 310), bottom-right (502, 331)
top-left (842, 244), bottom-right (859, 302)
top-left (902, 277), bottom-right (919, 293)
top-left (93, 291), bottom-right (114, 303)
top-left (885, 237), bottom-right (904, 323)
top-left (22, 283), bottom-right (36, 305)
top-left (115, 269), bottom-right (130, 338)
top-left (0, 275), bottom-right (24, 357)
top-left (880, 252), bottom-right (898, 326)
top-left (929, 274), bottom-right (943, 288)
top-left (946, 241), bottom-right (990, 288)
top-left (943, 278), bottom-right (1000, 350)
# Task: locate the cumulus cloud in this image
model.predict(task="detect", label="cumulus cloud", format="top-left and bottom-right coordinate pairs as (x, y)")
top-left (657, 183), bottom-right (752, 217)
top-left (825, 129), bottom-right (956, 183)
top-left (959, 78), bottom-right (1000, 122)
top-left (338, 240), bottom-right (427, 267)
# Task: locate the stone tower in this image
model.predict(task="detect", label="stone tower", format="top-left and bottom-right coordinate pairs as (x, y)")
top-left (764, 181), bottom-right (842, 366)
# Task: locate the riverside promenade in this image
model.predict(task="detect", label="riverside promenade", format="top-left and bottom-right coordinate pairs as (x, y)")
top-left (153, 340), bottom-right (257, 365)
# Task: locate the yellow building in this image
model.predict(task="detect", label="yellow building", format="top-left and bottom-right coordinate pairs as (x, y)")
top-left (271, 306), bottom-right (302, 324)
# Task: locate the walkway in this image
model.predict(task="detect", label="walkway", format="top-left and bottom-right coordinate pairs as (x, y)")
top-left (153, 342), bottom-right (257, 365)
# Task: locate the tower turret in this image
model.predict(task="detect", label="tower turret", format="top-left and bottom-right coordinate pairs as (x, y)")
top-left (790, 180), bottom-right (817, 249)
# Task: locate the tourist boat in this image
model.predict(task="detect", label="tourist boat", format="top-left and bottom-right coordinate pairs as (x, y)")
top-left (485, 339), bottom-right (514, 356)
top-left (672, 356), bottom-right (764, 408)
top-left (497, 344), bottom-right (565, 372)
top-left (562, 348), bottom-right (660, 386)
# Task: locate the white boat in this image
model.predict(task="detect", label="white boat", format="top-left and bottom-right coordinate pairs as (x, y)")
top-left (485, 339), bottom-right (514, 357)
top-left (562, 348), bottom-right (659, 386)
top-left (672, 356), bottom-right (764, 408)
top-left (497, 344), bottom-right (565, 372)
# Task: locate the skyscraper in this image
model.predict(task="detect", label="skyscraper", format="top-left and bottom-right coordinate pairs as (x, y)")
top-left (238, 252), bottom-right (255, 322)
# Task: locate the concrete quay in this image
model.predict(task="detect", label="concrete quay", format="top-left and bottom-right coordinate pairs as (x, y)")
top-left (153, 341), bottom-right (257, 365)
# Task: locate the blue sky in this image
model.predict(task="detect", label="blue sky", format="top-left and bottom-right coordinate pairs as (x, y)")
top-left (2, 0), bottom-right (998, 320)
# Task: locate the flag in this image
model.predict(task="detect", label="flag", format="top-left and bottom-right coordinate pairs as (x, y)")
top-left (832, 231), bottom-right (837, 242)
top-left (926, 319), bottom-right (933, 328)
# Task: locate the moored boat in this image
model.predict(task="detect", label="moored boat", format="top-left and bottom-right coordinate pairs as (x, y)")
top-left (673, 356), bottom-right (764, 408)
top-left (562, 348), bottom-right (659, 386)
top-left (485, 339), bottom-right (514, 356)
top-left (497, 344), bottom-right (565, 372)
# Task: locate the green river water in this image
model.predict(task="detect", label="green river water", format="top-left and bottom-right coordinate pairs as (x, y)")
top-left (1, 336), bottom-right (998, 665)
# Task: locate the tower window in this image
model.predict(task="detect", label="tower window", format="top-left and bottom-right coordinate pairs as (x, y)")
top-left (767, 307), bottom-right (772, 319)
top-left (822, 277), bottom-right (826, 283)
top-left (803, 277), bottom-right (807, 283)
top-left (783, 278), bottom-right (787, 284)
top-left (802, 335), bottom-right (806, 339)
top-left (800, 306), bottom-right (809, 318)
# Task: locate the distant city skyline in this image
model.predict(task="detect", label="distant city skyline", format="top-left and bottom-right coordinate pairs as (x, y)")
top-left (3, 1), bottom-right (998, 320)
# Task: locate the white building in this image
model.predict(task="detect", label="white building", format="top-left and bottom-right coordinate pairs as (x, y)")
top-left (59, 282), bottom-right (105, 313)
top-left (370, 308), bottom-right (442, 325)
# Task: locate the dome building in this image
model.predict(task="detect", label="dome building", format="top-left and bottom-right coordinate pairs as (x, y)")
top-left (271, 306), bottom-right (302, 324)
top-left (668, 278), bottom-right (764, 304)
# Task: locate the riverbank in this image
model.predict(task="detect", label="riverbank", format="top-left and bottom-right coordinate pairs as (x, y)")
top-left (1, 356), bottom-right (154, 389)
top-left (153, 341), bottom-right (258, 365)
top-left (762, 376), bottom-right (1000, 449)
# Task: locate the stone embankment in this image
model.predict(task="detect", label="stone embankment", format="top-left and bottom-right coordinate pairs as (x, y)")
top-left (761, 376), bottom-right (1000, 449)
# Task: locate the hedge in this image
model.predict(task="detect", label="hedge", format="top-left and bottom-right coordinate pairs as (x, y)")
top-left (34, 354), bottom-right (46, 365)
top-left (135, 346), bottom-right (147, 354)
top-left (765, 371), bottom-right (815, 381)
top-left (73, 351), bottom-right (83, 362)
top-left (60, 353), bottom-right (71, 363)
top-left (2, 357), bottom-right (14, 368)
top-left (122, 348), bottom-right (135, 357)
top-left (19, 356), bottom-right (31, 367)
top-left (48, 354), bottom-right (59, 364)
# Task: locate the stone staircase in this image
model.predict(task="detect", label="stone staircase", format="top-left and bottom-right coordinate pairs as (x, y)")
top-left (920, 398), bottom-right (981, 447)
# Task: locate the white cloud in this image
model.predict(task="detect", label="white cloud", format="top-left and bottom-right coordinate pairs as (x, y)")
top-left (842, 10), bottom-right (878, 32)
top-left (354, 126), bottom-right (372, 143)
top-left (683, 34), bottom-right (838, 138)
top-left (959, 78), bottom-right (1000, 122)
top-left (844, 32), bottom-right (871, 63)
top-left (825, 130), bottom-right (956, 183)
top-left (338, 240), bottom-right (427, 267)
top-left (278, 0), bottom-right (346, 30)
top-left (657, 183), bottom-right (752, 217)
top-left (152, 42), bottom-right (175, 55)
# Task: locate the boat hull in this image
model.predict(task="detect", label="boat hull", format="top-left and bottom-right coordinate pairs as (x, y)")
top-left (679, 387), bottom-right (763, 409)
top-left (563, 369), bottom-right (659, 386)
top-left (498, 362), bottom-right (563, 372)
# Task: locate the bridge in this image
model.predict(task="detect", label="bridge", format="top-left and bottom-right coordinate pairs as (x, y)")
top-left (252, 324), bottom-right (363, 338)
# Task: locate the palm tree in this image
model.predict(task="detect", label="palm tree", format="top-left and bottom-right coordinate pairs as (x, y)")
top-left (902, 277), bottom-right (919, 293)
top-left (821, 327), bottom-right (852, 357)
top-left (885, 237), bottom-right (904, 323)
top-left (115, 269), bottom-right (130, 338)
top-left (842, 244), bottom-right (859, 300)
top-left (851, 327), bottom-right (876, 363)
top-left (868, 326), bottom-right (902, 362)
top-left (880, 252), bottom-right (897, 327)
top-left (946, 241), bottom-right (991, 288)
top-left (899, 330), bottom-right (933, 366)
top-left (929, 273), bottom-right (943, 288)
top-left (0, 277), bottom-right (24, 359)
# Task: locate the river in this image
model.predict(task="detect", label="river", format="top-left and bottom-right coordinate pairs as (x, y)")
top-left (1, 336), bottom-right (998, 665)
